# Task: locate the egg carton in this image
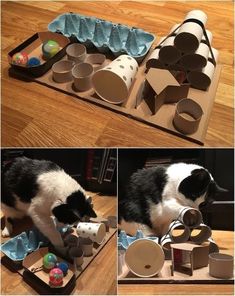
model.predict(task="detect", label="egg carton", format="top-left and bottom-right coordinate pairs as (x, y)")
top-left (0, 224), bottom-right (72, 262)
top-left (48, 13), bottom-right (155, 61)
top-left (118, 230), bottom-right (158, 250)
top-left (0, 229), bottom-right (49, 261)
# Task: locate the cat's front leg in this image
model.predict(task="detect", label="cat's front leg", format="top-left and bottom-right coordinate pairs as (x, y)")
top-left (30, 212), bottom-right (64, 247)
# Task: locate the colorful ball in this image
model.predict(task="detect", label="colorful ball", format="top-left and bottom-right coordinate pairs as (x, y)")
top-left (56, 262), bottom-right (69, 275)
top-left (49, 267), bottom-right (64, 287)
top-left (43, 253), bottom-right (57, 270)
top-left (12, 52), bottom-right (28, 66)
top-left (27, 57), bottom-right (41, 67)
top-left (42, 40), bottom-right (60, 60)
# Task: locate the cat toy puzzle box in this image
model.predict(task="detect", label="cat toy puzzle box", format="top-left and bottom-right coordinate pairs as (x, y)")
top-left (1, 216), bottom-right (117, 295)
top-left (8, 10), bottom-right (222, 145)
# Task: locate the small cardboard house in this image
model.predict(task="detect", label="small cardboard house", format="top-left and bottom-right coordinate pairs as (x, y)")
top-left (143, 68), bottom-right (189, 115)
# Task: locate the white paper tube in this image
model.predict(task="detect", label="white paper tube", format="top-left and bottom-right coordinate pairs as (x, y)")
top-left (146, 48), bottom-right (164, 70)
top-left (202, 30), bottom-right (213, 44)
top-left (92, 55), bottom-right (138, 104)
top-left (184, 10), bottom-right (208, 26)
top-left (76, 222), bottom-right (106, 244)
top-left (159, 36), bottom-right (181, 64)
top-left (169, 221), bottom-right (190, 243)
top-left (160, 234), bottom-right (172, 259)
top-left (190, 224), bottom-right (212, 243)
top-left (178, 207), bottom-right (202, 228)
top-left (125, 238), bottom-right (165, 277)
top-left (180, 42), bottom-right (209, 70)
top-left (174, 22), bottom-right (203, 53)
top-left (208, 47), bottom-right (219, 65)
top-left (187, 60), bottom-right (215, 90)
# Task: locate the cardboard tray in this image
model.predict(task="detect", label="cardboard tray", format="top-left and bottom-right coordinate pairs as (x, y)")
top-left (8, 48), bottom-right (221, 145)
top-left (1, 227), bottom-right (116, 294)
top-left (118, 259), bottom-right (234, 284)
top-left (8, 31), bottom-right (70, 77)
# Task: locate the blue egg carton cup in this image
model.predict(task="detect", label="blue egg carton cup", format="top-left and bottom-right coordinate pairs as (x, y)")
top-left (0, 228), bottom-right (49, 262)
top-left (48, 13), bottom-right (155, 61)
top-left (118, 230), bottom-right (159, 251)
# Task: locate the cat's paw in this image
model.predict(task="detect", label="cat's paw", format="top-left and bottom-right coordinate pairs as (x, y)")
top-left (2, 226), bottom-right (12, 237)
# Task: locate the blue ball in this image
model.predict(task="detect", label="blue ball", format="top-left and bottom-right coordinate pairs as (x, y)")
top-left (27, 57), bottom-right (41, 67)
top-left (56, 262), bottom-right (69, 275)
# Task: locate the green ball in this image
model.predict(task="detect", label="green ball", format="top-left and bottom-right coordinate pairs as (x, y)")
top-left (43, 253), bottom-right (57, 269)
top-left (42, 40), bottom-right (60, 60)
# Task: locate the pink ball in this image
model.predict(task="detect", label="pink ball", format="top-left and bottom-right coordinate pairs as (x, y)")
top-left (49, 267), bottom-right (64, 287)
top-left (12, 52), bottom-right (28, 66)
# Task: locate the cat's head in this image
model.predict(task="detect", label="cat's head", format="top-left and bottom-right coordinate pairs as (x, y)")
top-left (52, 190), bottom-right (97, 225)
top-left (178, 168), bottom-right (227, 208)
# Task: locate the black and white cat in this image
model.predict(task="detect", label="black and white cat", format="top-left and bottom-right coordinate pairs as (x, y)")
top-left (1, 157), bottom-right (97, 247)
top-left (118, 163), bottom-right (226, 236)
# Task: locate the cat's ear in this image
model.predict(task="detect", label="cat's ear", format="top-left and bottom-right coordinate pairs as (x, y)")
top-left (52, 204), bottom-right (78, 224)
top-left (86, 205), bottom-right (97, 218)
top-left (179, 169), bottom-right (211, 199)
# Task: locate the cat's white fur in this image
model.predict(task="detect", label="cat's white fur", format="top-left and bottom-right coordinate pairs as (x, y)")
top-left (119, 163), bottom-right (213, 236)
top-left (2, 170), bottom-right (87, 247)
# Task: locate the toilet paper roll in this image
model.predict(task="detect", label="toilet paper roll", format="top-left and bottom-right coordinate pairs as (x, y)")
top-left (76, 222), bottom-right (106, 244)
top-left (160, 234), bottom-right (172, 259)
top-left (185, 10), bottom-right (208, 26)
top-left (159, 36), bottom-right (181, 64)
top-left (69, 247), bottom-right (84, 267)
top-left (92, 55), bottom-right (138, 104)
top-left (72, 62), bottom-right (94, 92)
top-left (208, 47), bottom-right (219, 65)
top-left (52, 60), bottom-right (74, 83)
top-left (209, 253), bottom-right (234, 279)
top-left (146, 48), bottom-right (164, 70)
top-left (178, 207), bottom-right (202, 228)
top-left (173, 98), bottom-right (203, 134)
top-left (174, 22), bottom-right (203, 53)
top-left (66, 43), bottom-right (86, 63)
top-left (78, 237), bottom-right (93, 257)
top-left (190, 223), bottom-right (212, 243)
top-left (201, 30), bottom-right (213, 44)
top-left (187, 60), bottom-right (215, 90)
top-left (125, 238), bottom-right (165, 277)
top-left (180, 42), bottom-right (209, 70)
top-left (169, 221), bottom-right (190, 243)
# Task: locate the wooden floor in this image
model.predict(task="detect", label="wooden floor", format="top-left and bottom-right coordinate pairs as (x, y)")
top-left (1, 194), bottom-right (117, 295)
top-left (1, 1), bottom-right (234, 147)
top-left (118, 230), bottom-right (234, 295)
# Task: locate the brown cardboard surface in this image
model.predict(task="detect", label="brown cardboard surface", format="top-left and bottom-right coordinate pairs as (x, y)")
top-left (9, 49), bottom-right (222, 145)
top-left (118, 259), bottom-right (234, 284)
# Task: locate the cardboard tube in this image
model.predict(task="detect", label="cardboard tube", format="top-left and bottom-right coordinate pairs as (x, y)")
top-left (159, 36), bottom-right (181, 64)
top-left (173, 99), bottom-right (203, 134)
top-left (180, 42), bottom-right (209, 70)
top-left (78, 237), bottom-right (93, 256)
top-left (208, 237), bottom-right (219, 253)
top-left (169, 221), bottom-right (190, 243)
top-left (178, 207), bottom-right (202, 228)
top-left (68, 247), bottom-right (84, 266)
top-left (160, 234), bottom-right (172, 260)
top-left (185, 10), bottom-right (208, 26)
top-left (209, 253), bottom-right (234, 279)
top-left (190, 224), bottom-right (212, 243)
top-left (76, 222), bottom-right (106, 244)
top-left (72, 62), bottom-right (94, 91)
top-left (208, 47), bottom-right (219, 65)
top-left (125, 239), bottom-right (165, 277)
top-left (174, 22), bottom-right (203, 53)
top-left (202, 30), bottom-right (213, 44)
top-left (52, 60), bottom-right (74, 83)
top-left (86, 53), bottom-right (106, 70)
top-left (187, 60), bottom-right (215, 90)
top-left (107, 216), bottom-right (117, 228)
top-left (146, 48), bottom-right (164, 70)
top-left (66, 43), bottom-right (86, 63)
top-left (92, 55), bottom-right (138, 104)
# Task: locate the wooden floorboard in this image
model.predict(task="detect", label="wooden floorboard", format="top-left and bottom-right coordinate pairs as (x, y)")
top-left (1, 1), bottom-right (234, 147)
